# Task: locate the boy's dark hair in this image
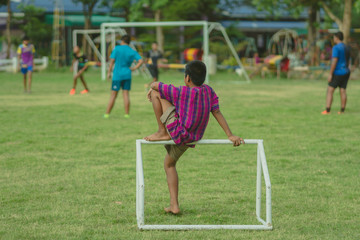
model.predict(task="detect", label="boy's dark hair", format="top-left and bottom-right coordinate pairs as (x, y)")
top-left (121, 35), bottom-right (130, 44)
top-left (152, 42), bottom-right (158, 45)
top-left (334, 32), bottom-right (344, 41)
top-left (23, 36), bottom-right (30, 41)
top-left (185, 60), bottom-right (207, 86)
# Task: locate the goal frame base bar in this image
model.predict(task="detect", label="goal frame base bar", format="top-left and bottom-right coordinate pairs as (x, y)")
top-left (136, 139), bottom-right (272, 231)
top-left (139, 224), bottom-right (272, 231)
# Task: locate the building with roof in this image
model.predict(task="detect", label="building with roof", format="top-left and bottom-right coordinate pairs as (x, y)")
top-left (0, 0), bottom-right (125, 63)
top-left (0, 0), bottom-right (125, 30)
top-left (217, 0), bottom-right (337, 55)
top-left (1, 0), bottom-right (337, 60)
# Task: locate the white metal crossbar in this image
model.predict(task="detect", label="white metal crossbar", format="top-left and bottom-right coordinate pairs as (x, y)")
top-left (136, 139), bottom-right (272, 230)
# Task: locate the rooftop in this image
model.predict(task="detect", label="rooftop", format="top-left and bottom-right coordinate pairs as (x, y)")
top-left (0, 0), bottom-right (111, 13)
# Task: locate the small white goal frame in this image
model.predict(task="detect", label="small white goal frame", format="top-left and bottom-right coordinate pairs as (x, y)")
top-left (136, 139), bottom-right (272, 230)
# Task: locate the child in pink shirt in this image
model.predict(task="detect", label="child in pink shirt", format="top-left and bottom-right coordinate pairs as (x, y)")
top-left (145, 60), bottom-right (244, 214)
top-left (17, 36), bottom-right (35, 93)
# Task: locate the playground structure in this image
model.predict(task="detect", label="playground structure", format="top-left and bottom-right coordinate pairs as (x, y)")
top-left (136, 139), bottom-right (272, 230)
top-left (101, 21), bottom-right (251, 83)
top-left (248, 29), bottom-right (304, 79)
top-left (244, 37), bottom-right (258, 58)
top-left (267, 29), bottom-right (303, 56)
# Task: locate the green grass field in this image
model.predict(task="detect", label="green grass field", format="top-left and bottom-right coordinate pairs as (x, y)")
top-left (1, 68), bottom-right (359, 239)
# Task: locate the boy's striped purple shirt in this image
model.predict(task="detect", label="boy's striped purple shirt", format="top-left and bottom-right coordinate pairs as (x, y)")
top-left (158, 82), bottom-right (219, 146)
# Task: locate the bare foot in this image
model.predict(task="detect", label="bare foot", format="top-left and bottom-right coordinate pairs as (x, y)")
top-left (144, 131), bottom-right (171, 141)
top-left (164, 206), bottom-right (180, 215)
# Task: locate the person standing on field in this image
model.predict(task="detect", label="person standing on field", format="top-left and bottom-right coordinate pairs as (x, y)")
top-left (17, 36), bottom-right (35, 93)
top-left (322, 32), bottom-right (350, 115)
top-left (69, 46), bottom-right (90, 95)
top-left (104, 35), bottom-right (143, 119)
top-left (145, 42), bottom-right (167, 88)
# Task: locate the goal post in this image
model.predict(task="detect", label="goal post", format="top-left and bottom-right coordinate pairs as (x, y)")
top-left (100, 21), bottom-right (251, 83)
top-left (135, 139), bottom-right (272, 230)
top-left (73, 28), bottom-right (127, 62)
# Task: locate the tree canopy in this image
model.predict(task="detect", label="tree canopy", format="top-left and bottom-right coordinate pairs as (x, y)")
top-left (15, 3), bottom-right (52, 55)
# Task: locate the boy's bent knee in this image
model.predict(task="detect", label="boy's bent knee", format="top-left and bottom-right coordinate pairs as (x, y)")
top-left (151, 90), bottom-right (160, 98)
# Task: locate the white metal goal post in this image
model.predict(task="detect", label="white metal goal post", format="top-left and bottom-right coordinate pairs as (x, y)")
top-left (100, 21), bottom-right (251, 84)
top-left (72, 28), bottom-right (127, 62)
top-left (72, 28), bottom-right (152, 79)
top-left (136, 139), bottom-right (272, 230)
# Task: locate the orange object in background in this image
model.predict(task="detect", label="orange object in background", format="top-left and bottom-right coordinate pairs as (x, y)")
top-left (264, 55), bottom-right (289, 72)
top-left (183, 48), bottom-right (203, 61)
top-left (264, 55), bottom-right (282, 65)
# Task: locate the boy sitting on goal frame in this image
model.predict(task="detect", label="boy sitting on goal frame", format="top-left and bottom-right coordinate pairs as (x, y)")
top-left (144, 60), bottom-right (244, 214)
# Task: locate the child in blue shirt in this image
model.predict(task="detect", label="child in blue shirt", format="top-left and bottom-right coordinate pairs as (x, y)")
top-left (104, 35), bottom-right (143, 118)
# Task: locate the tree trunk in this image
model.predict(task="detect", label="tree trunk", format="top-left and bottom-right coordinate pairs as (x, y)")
top-left (84, 15), bottom-right (92, 58)
top-left (6, 0), bottom-right (11, 59)
top-left (308, 5), bottom-right (317, 66)
top-left (82, 9), bottom-right (88, 55)
top-left (342, 0), bottom-right (352, 43)
top-left (82, 3), bottom-right (95, 59)
top-left (155, 9), bottom-right (164, 52)
top-left (321, 1), bottom-right (342, 29)
top-left (321, 0), bottom-right (352, 43)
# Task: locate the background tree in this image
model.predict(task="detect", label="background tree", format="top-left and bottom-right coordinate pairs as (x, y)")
top-left (128, 0), bottom-right (220, 52)
top-left (252, 0), bottom-right (322, 65)
top-left (129, 0), bottom-right (171, 52)
top-left (72, 0), bottom-right (100, 56)
top-left (102, 0), bottom-right (131, 22)
top-left (0, 0), bottom-right (11, 59)
top-left (16, 3), bottom-right (52, 56)
top-left (298, 1), bottom-right (321, 66)
top-left (321, 0), bottom-right (352, 43)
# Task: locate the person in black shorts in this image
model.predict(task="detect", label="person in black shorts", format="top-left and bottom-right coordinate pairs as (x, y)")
top-left (145, 42), bottom-right (167, 88)
top-left (322, 32), bottom-right (350, 115)
top-left (69, 46), bottom-right (90, 95)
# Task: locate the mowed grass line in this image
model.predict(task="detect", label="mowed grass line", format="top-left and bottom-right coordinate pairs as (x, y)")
top-left (0, 70), bottom-right (359, 239)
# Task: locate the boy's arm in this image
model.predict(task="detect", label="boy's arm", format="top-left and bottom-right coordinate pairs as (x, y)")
top-left (79, 57), bottom-right (89, 73)
top-left (17, 54), bottom-right (21, 70)
top-left (328, 57), bottom-right (338, 83)
top-left (159, 57), bottom-right (168, 64)
top-left (77, 64), bottom-right (88, 75)
top-left (211, 109), bottom-right (245, 146)
top-left (17, 47), bottom-right (21, 70)
top-left (130, 59), bottom-right (144, 71)
top-left (150, 82), bottom-right (160, 91)
top-left (107, 58), bottom-right (115, 80)
top-left (147, 82), bottom-right (160, 101)
top-left (159, 52), bottom-right (168, 63)
top-left (70, 58), bottom-right (76, 71)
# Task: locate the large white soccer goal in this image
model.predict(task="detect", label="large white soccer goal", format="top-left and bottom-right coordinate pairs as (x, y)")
top-left (135, 139), bottom-right (272, 230)
top-left (100, 21), bottom-right (251, 84)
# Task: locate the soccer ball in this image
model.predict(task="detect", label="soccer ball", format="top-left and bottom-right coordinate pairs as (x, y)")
top-left (235, 68), bottom-right (244, 76)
